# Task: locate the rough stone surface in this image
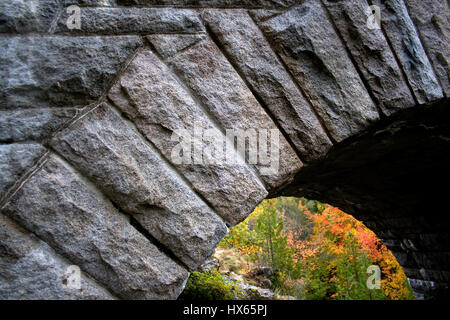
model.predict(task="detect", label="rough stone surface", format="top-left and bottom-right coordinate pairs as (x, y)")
top-left (248, 9), bottom-right (284, 22)
top-left (0, 143), bottom-right (46, 199)
top-left (0, 36), bottom-right (142, 109)
top-left (56, 7), bottom-right (205, 34)
top-left (108, 49), bottom-right (267, 225)
top-left (322, 0), bottom-right (415, 116)
top-left (372, 0), bottom-right (443, 104)
top-left (65, 0), bottom-right (115, 5)
top-left (147, 34), bottom-right (207, 59)
top-left (1, 154), bottom-right (189, 299)
top-left (258, 1), bottom-right (380, 142)
top-left (0, 214), bottom-right (116, 300)
top-left (160, 37), bottom-right (303, 190)
top-left (0, 0), bottom-right (62, 33)
top-left (117, 0), bottom-right (301, 8)
top-left (0, 0), bottom-right (449, 300)
top-left (202, 9), bottom-right (333, 162)
top-left (51, 103), bottom-right (227, 269)
top-left (404, 0), bottom-right (450, 97)
top-left (0, 108), bottom-right (79, 143)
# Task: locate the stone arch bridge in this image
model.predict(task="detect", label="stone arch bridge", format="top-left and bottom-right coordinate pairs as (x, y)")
top-left (1, 0), bottom-right (449, 299)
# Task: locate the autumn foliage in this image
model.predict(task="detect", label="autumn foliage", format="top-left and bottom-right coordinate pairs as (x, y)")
top-left (299, 202), bottom-right (413, 300)
top-left (219, 197), bottom-right (414, 300)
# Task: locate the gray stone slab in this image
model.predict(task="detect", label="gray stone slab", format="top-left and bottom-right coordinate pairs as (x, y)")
top-left (372, 0), bottom-right (443, 104)
top-left (322, 0), bottom-right (415, 115)
top-left (202, 9), bottom-right (333, 161)
top-left (0, 143), bottom-right (46, 199)
top-left (51, 103), bottom-right (228, 269)
top-left (116, 0), bottom-right (301, 8)
top-left (159, 37), bottom-right (303, 190)
top-left (55, 7), bottom-right (205, 34)
top-left (258, 1), bottom-right (380, 142)
top-left (0, 36), bottom-right (142, 109)
top-left (404, 0), bottom-right (450, 97)
top-left (0, 0), bottom-right (62, 33)
top-left (0, 214), bottom-right (116, 300)
top-left (0, 108), bottom-right (79, 143)
top-left (1, 154), bottom-right (189, 299)
top-left (108, 49), bottom-right (267, 226)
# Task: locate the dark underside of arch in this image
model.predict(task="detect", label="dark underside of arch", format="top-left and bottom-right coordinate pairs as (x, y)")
top-left (278, 98), bottom-right (450, 299)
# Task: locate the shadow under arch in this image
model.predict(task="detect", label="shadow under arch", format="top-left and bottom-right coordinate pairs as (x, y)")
top-left (273, 98), bottom-right (450, 299)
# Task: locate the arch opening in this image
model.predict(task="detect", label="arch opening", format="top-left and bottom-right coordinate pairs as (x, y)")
top-left (180, 197), bottom-right (415, 300)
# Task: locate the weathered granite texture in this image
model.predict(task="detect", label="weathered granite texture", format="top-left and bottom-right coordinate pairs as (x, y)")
top-left (322, 0), bottom-right (415, 116)
top-left (202, 9), bottom-right (333, 162)
top-left (0, 36), bottom-right (142, 109)
top-left (404, 0), bottom-right (450, 97)
top-left (1, 0), bottom-right (449, 299)
top-left (108, 49), bottom-right (267, 225)
top-left (51, 104), bottom-right (228, 269)
top-left (156, 36), bottom-right (303, 189)
top-left (372, 0), bottom-right (443, 104)
top-left (0, 214), bottom-right (116, 300)
top-left (0, 143), bottom-right (46, 199)
top-left (1, 154), bottom-right (189, 299)
top-left (55, 7), bottom-right (206, 34)
top-left (257, 1), bottom-right (380, 143)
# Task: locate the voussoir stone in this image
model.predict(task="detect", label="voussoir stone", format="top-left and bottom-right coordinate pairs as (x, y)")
top-left (56, 7), bottom-right (205, 34)
top-left (1, 154), bottom-right (189, 299)
top-left (0, 143), bottom-right (46, 199)
top-left (0, 108), bottom-right (79, 143)
top-left (404, 0), bottom-right (450, 97)
top-left (153, 36), bottom-right (303, 190)
top-left (51, 103), bottom-right (228, 269)
top-left (202, 9), bottom-right (333, 162)
top-left (372, 0), bottom-right (443, 104)
top-left (0, 36), bottom-right (142, 109)
top-left (0, 214), bottom-right (116, 300)
top-left (258, 0), bottom-right (380, 143)
top-left (109, 49), bottom-right (267, 226)
top-left (322, 0), bottom-right (415, 116)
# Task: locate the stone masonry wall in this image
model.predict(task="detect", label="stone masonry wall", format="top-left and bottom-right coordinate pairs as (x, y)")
top-left (0, 0), bottom-right (449, 299)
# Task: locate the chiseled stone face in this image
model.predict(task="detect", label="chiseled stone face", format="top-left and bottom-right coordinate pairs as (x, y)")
top-left (164, 37), bottom-right (303, 189)
top-left (404, 0), bottom-right (450, 97)
top-left (116, 0), bottom-right (302, 7)
top-left (0, 36), bottom-right (142, 109)
top-left (0, 214), bottom-right (116, 300)
top-left (322, 0), bottom-right (415, 115)
top-left (51, 103), bottom-right (228, 269)
top-left (108, 49), bottom-right (268, 226)
top-left (1, 154), bottom-right (189, 299)
top-left (0, 108), bottom-right (79, 143)
top-left (258, 0), bottom-right (380, 143)
top-left (372, 0), bottom-right (443, 104)
top-left (0, 0), bottom-right (62, 33)
top-left (202, 9), bottom-right (332, 162)
top-left (55, 7), bottom-right (205, 34)
top-left (0, 143), bottom-right (46, 199)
